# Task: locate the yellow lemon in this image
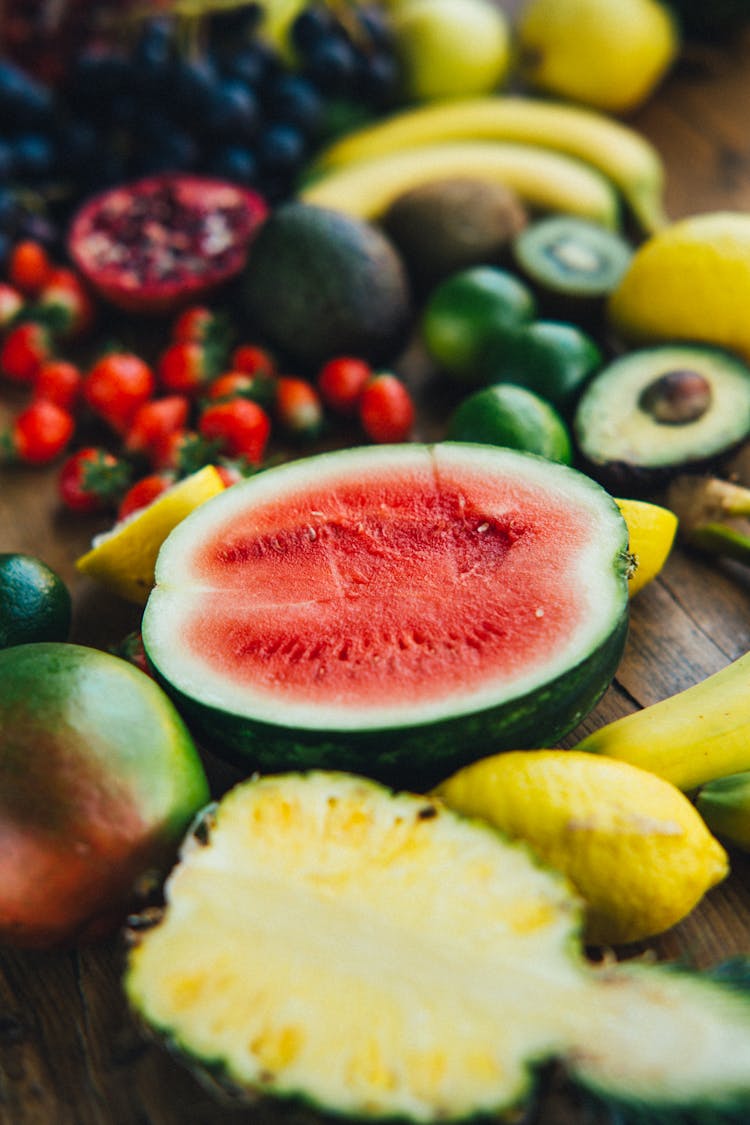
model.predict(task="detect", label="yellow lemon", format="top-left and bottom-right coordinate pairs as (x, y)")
top-left (434, 749), bottom-right (729, 946)
top-left (517, 0), bottom-right (679, 115)
top-left (616, 497), bottom-right (678, 596)
top-left (76, 466), bottom-right (225, 605)
top-left (609, 212), bottom-right (750, 362)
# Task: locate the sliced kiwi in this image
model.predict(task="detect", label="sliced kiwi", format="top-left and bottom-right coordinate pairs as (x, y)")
top-left (574, 344), bottom-right (750, 489)
top-left (512, 216), bottom-right (633, 318)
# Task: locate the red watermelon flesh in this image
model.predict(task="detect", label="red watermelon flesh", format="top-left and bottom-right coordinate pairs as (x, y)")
top-left (144, 444), bottom-right (628, 736)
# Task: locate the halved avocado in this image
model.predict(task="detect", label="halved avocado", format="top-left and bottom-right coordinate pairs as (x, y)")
top-left (574, 344), bottom-right (750, 490)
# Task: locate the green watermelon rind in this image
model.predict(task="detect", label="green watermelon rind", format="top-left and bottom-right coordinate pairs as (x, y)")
top-left (150, 608), bottom-right (628, 788)
top-left (142, 442), bottom-right (630, 787)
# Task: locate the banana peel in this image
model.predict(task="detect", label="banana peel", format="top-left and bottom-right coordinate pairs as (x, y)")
top-left (697, 772), bottom-right (750, 852)
top-left (301, 140), bottom-right (621, 229)
top-left (575, 648), bottom-right (750, 792)
top-left (308, 95), bottom-right (668, 234)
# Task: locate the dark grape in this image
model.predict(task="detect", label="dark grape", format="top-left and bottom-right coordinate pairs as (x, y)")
top-left (303, 37), bottom-right (359, 96)
top-left (0, 187), bottom-right (19, 231)
top-left (203, 79), bottom-right (261, 142)
top-left (0, 61), bottom-right (54, 128)
top-left (265, 73), bottom-right (324, 136)
top-left (171, 55), bottom-right (222, 119)
top-left (0, 141), bottom-right (15, 181)
top-left (290, 5), bottom-right (340, 52)
top-left (134, 118), bottom-right (200, 175)
top-left (208, 143), bottom-right (259, 186)
top-left (210, 3), bottom-right (264, 46)
top-left (356, 50), bottom-right (400, 108)
top-left (357, 5), bottom-right (395, 48)
top-left (11, 133), bottom-right (56, 180)
top-left (256, 123), bottom-right (307, 175)
top-left (66, 48), bottom-right (130, 110)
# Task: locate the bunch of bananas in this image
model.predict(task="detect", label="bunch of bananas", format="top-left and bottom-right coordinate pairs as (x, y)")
top-left (300, 94), bottom-right (668, 236)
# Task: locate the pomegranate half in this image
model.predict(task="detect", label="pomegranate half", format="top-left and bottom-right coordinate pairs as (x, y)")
top-left (67, 173), bottom-right (268, 315)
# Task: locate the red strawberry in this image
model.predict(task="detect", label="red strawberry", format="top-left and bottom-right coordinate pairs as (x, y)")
top-left (158, 341), bottom-right (218, 396)
top-left (0, 322), bottom-right (51, 384)
top-left (83, 352), bottom-right (156, 434)
top-left (317, 356), bottom-right (372, 416)
top-left (58, 446), bottom-right (133, 513)
top-left (1, 400), bottom-right (75, 465)
top-left (275, 376), bottom-right (324, 442)
top-left (358, 373), bottom-right (415, 444)
top-left (117, 472), bottom-right (175, 521)
top-left (35, 268), bottom-right (96, 340)
top-left (32, 360), bottom-right (84, 410)
top-left (7, 240), bottom-right (53, 297)
top-left (199, 398), bottom-right (271, 465)
top-left (124, 395), bottom-right (190, 465)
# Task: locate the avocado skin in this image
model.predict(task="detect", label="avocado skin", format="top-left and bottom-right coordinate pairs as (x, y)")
top-left (241, 202), bottom-right (413, 369)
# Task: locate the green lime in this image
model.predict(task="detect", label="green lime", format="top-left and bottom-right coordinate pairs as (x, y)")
top-left (0, 553), bottom-right (72, 649)
top-left (477, 320), bottom-right (603, 410)
top-left (447, 384), bottom-right (573, 464)
top-left (421, 266), bottom-right (537, 380)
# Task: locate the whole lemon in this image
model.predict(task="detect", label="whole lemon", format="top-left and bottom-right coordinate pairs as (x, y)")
top-left (390, 0), bottom-right (511, 102)
top-left (434, 749), bottom-right (728, 946)
top-left (608, 212), bottom-right (750, 363)
top-left (517, 0), bottom-right (679, 114)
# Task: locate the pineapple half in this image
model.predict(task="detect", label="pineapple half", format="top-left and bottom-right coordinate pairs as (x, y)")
top-left (125, 772), bottom-right (750, 1122)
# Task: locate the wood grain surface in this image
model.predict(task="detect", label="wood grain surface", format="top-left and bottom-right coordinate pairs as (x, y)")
top-left (3, 17), bottom-right (750, 1125)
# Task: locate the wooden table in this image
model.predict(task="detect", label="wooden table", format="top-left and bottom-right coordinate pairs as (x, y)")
top-left (4, 25), bottom-right (750, 1125)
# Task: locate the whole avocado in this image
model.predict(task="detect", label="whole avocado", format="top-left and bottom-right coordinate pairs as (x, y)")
top-left (241, 202), bottom-right (413, 369)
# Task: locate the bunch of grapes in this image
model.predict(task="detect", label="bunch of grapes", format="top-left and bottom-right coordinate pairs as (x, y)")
top-left (0, 1), bottom-right (402, 267)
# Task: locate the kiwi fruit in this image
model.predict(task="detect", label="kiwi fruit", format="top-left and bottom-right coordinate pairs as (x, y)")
top-left (512, 215), bottom-right (633, 319)
top-left (381, 178), bottom-right (528, 294)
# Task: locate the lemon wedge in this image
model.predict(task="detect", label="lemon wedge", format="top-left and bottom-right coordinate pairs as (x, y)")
top-left (616, 496), bottom-right (678, 596)
top-left (76, 465), bottom-right (225, 605)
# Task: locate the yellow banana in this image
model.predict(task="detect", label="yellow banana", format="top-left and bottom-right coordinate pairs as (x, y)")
top-left (300, 140), bottom-right (620, 229)
top-left (697, 772), bottom-right (750, 852)
top-left (575, 649), bottom-right (750, 791)
top-left (310, 96), bottom-right (667, 234)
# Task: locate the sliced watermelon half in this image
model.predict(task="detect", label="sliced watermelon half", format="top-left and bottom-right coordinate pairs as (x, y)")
top-left (142, 443), bottom-right (630, 786)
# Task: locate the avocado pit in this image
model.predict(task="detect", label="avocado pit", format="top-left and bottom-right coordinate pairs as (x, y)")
top-left (638, 369), bottom-right (713, 425)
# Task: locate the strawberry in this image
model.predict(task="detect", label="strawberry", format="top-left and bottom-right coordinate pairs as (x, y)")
top-left (32, 360), bottom-right (84, 410)
top-left (116, 472), bottom-right (175, 521)
top-left (83, 353), bottom-right (156, 434)
top-left (7, 240), bottom-right (53, 297)
top-left (0, 283), bottom-right (24, 332)
top-left (35, 268), bottom-right (96, 340)
top-left (317, 356), bottom-right (372, 416)
top-left (231, 343), bottom-right (277, 377)
top-left (358, 373), bottom-right (415, 444)
top-left (275, 376), bottom-right (324, 442)
top-left (57, 446), bottom-right (133, 513)
top-left (198, 398), bottom-right (271, 465)
top-left (158, 341), bottom-right (219, 396)
top-left (204, 369), bottom-right (277, 409)
top-left (0, 322), bottom-right (52, 384)
top-left (124, 395), bottom-right (191, 465)
top-left (1, 400), bottom-right (75, 465)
